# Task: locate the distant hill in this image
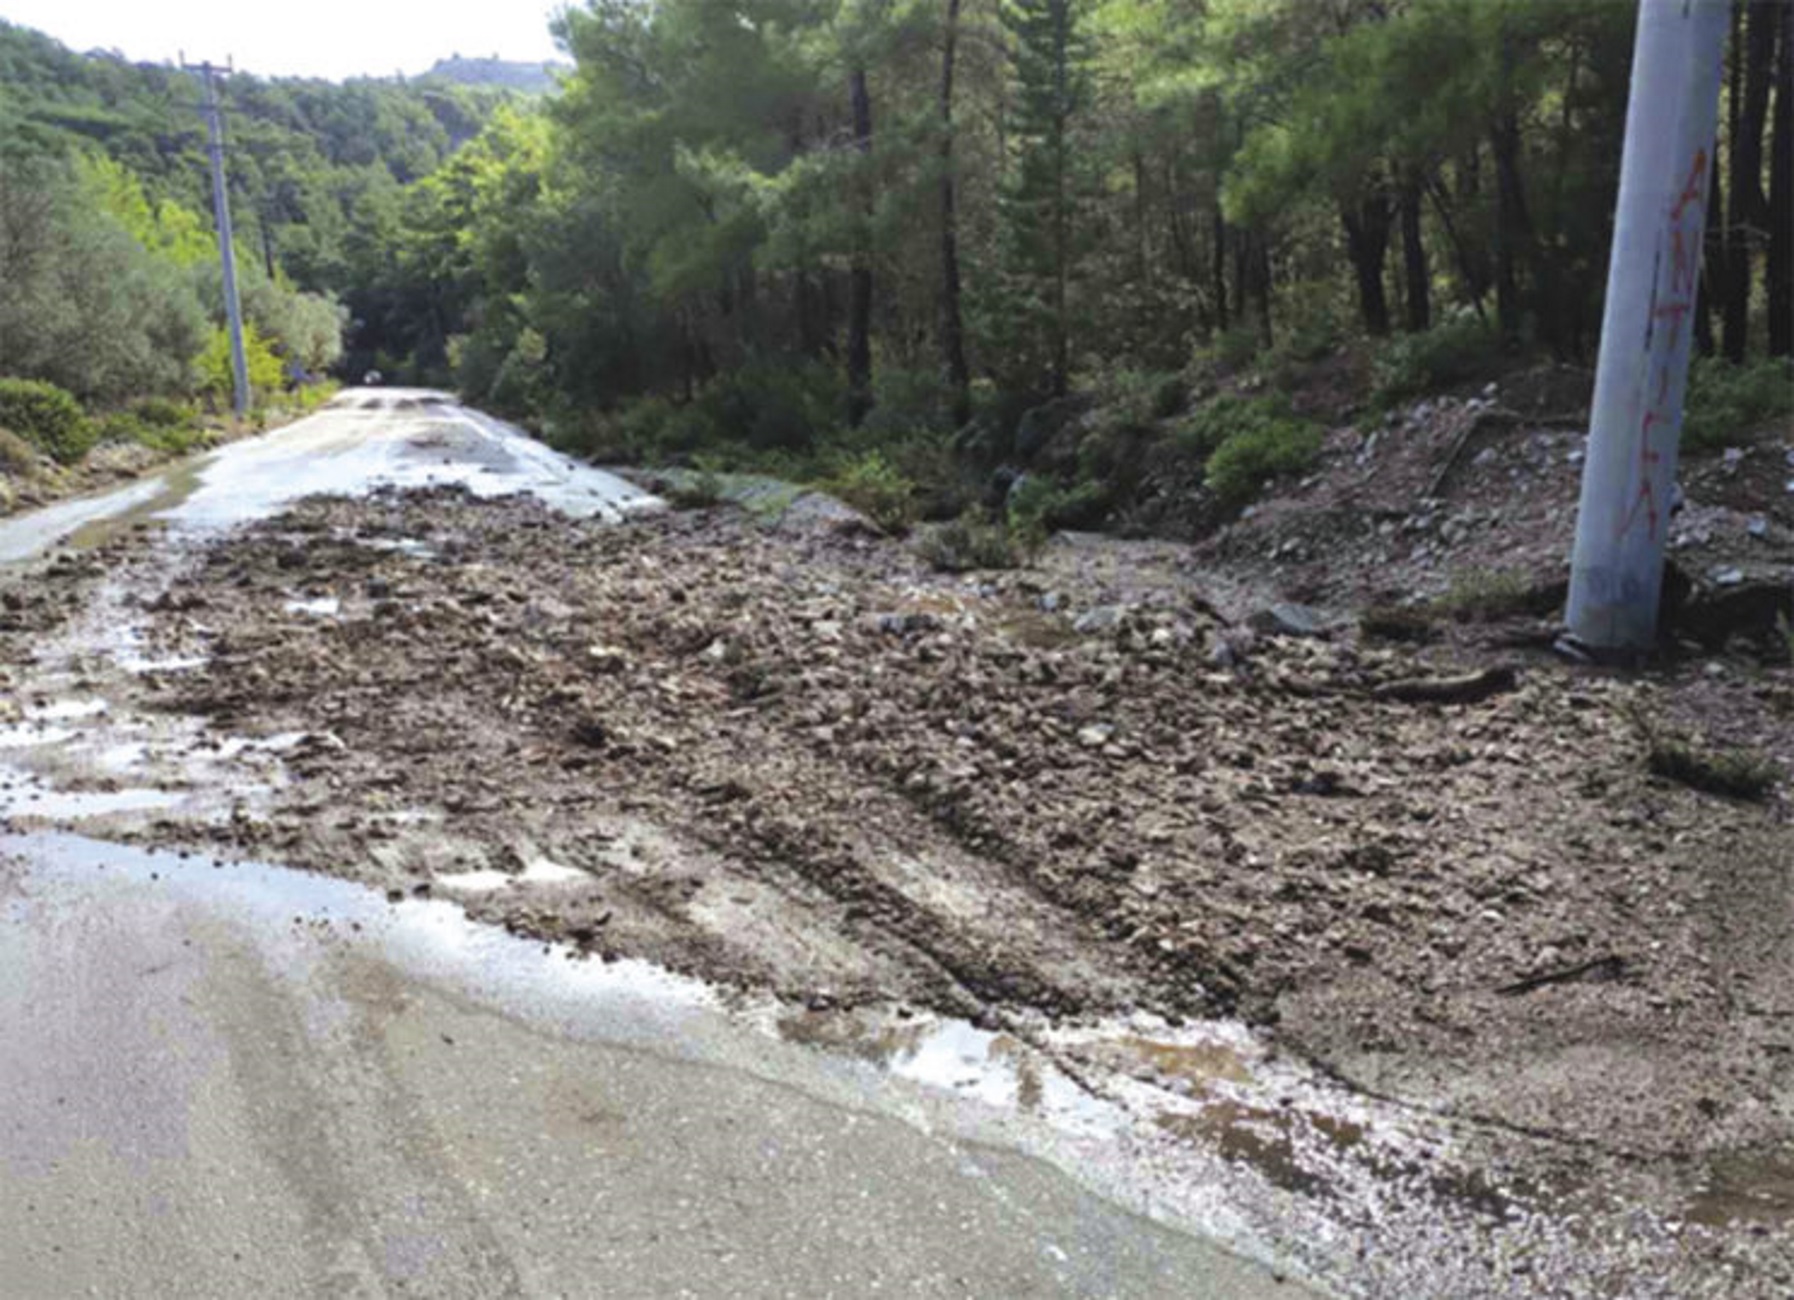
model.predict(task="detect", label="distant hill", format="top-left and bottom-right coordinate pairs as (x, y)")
top-left (421, 56), bottom-right (567, 95)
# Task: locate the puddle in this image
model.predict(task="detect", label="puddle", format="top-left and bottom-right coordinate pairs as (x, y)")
top-left (1157, 1101), bottom-right (1366, 1201)
top-left (0, 724), bottom-right (77, 749)
top-left (435, 857), bottom-right (589, 894)
top-left (363, 536), bottom-right (439, 560)
top-left (25, 698), bottom-right (109, 722)
top-left (107, 623), bottom-right (210, 676)
top-left (0, 782), bottom-right (183, 821)
top-left (283, 596), bottom-right (342, 618)
top-left (777, 1007), bottom-right (1116, 1136)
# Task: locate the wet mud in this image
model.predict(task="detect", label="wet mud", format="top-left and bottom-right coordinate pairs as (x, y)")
top-left (4, 480), bottom-right (1793, 1294)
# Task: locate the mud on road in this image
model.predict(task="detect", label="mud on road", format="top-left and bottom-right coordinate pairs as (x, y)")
top-left (59, 484), bottom-right (1778, 1161)
top-left (7, 483), bottom-right (1794, 1291)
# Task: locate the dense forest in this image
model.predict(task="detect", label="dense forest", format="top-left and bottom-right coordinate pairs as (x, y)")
top-left (0, 18), bottom-right (514, 449)
top-left (374, 0), bottom-right (1793, 534)
top-left (0, 3), bottom-right (1789, 524)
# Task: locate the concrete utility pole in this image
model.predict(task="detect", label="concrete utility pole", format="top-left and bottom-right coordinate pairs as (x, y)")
top-left (1565, 0), bottom-right (1729, 654)
top-left (186, 58), bottom-right (251, 421)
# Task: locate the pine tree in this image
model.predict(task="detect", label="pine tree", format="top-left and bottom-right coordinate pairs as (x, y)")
top-left (1000, 0), bottom-right (1093, 399)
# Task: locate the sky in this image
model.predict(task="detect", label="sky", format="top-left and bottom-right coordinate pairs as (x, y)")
top-left (0, 0), bottom-right (567, 81)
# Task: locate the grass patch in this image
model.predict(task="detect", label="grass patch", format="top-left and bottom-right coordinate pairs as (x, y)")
top-left (1435, 568), bottom-right (1541, 621)
top-left (1647, 736), bottom-right (1779, 802)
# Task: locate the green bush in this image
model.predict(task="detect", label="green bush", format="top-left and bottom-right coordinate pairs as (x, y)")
top-left (1006, 474), bottom-right (1109, 548)
top-left (1373, 312), bottom-right (1502, 404)
top-left (0, 378), bottom-right (94, 465)
top-left (130, 396), bottom-right (198, 429)
top-left (915, 511), bottom-right (1027, 571)
top-left (818, 450), bottom-right (917, 535)
top-left (1176, 394), bottom-right (1273, 457)
top-left (1197, 395), bottom-right (1323, 505)
top-left (1683, 356), bottom-right (1794, 452)
top-left (696, 360), bottom-right (841, 454)
top-left (1201, 325), bottom-right (1262, 374)
top-left (197, 323), bottom-right (285, 409)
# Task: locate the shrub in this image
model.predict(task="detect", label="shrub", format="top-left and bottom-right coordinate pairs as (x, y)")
top-left (1373, 313), bottom-right (1502, 404)
top-left (0, 378), bottom-right (94, 464)
top-left (1203, 325), bottom-right (1262, 374)
top-left (697, 360), bottom-right (841, 454)
top-left (915, 511), bottom-right (1027, 571)
top-left (1206, 416), bottom-right (1324, 505)
top-left (130, 396), bottom-right (198, 429)
top-left (1006, 474), bottom-right (1109, 548)
top-left (0, 427), bottom-right (40, 476)
top-left (1178, 394), bottom-right (1323, 506)
top-left (1176, 394), bottom-right (1272, 457)
top-left (197, 323), bottom-right (285, 410)
top-left (818, 450), bottom-right (916, 535)
top-left (1683, 356), bottom-right (1794, 452)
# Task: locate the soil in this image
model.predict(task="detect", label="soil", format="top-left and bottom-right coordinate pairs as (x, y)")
top-left (3, 387), bottom-right (1791, 1292)
top-left (75, 471), bottom-right (1787, 1169)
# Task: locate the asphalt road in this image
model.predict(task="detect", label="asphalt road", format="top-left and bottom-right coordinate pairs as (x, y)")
top-left (0, 394), bottom-right (1312, 1299)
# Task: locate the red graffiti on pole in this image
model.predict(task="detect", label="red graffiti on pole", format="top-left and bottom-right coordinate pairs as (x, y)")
top-left (1617, 147), bottom-right (1708, 543)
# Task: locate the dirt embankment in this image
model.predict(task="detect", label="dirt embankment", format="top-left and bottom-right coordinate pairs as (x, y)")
top-left (94, 483), bottom-right (1790, 1165)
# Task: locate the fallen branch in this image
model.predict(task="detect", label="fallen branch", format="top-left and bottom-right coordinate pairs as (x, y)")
top-left (1369, 665), bottom-right (1518, 705)
top-left (1496, 955), bottom-right (1627, 997)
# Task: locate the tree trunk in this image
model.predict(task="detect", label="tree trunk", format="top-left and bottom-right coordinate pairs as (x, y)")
top-left (939, 0), bottom-right (971, 425)
top-left (1398, 172), bottom-right (1429, 332)
top-left (1770, 1), bottom-right (1793, 356)
top-left (847, 66), bottom-right (874, 428)
top-left (1341, 193), bottom-right (1393, 336)
top-left (1490, 112), bottom-right (1531, 347)
top-left (1422, 170), bottom-right (1489, 322)
top-left (1725, 0), bottom-right (1777, 362)
top-left (1211, 202), bottom-right (1229, 333)
top-left (1251, 231), bottom-right (1273, 349)
top-left (1699, 98), bottom-right (1727, 358)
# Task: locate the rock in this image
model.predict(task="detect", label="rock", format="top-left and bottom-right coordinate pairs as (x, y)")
top-left (1747, 515), bottom-right (1769, 539)
top-left (1246, 602), bottom-right (1329, 639)
top-left (1713, 567), bottom-right (1745, 586)
top-left (586, 644), bottom-right (628, 674)
top-left (1073, 605), bottom-right (1124, 633)
top-left (1077, 723), bottom-right (1115, 748)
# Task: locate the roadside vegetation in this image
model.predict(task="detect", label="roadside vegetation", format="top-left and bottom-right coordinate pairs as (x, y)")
top-left (1, 5), bottom-right (1789, 540)
top-left (337, 0), bottom-right (1789, 543)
